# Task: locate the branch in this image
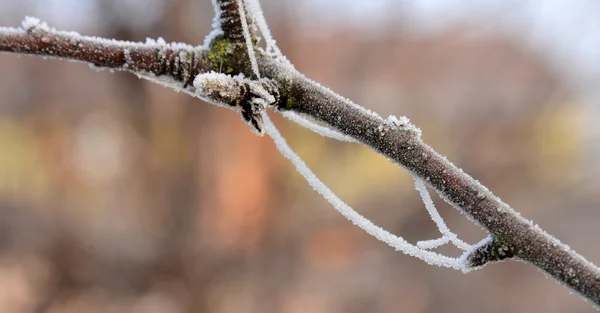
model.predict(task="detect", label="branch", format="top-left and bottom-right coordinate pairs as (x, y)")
top-left (0, 16), bottom-right (267, 132)
top-left (259, 53), bottom-right (600, 305)
top-left (0, 17), bottom-right (209, 88)
top-left (0, 3), bottom-right (598, 308)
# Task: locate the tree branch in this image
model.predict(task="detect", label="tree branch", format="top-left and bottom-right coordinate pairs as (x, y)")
top-left (0, 17), bottom-right (210, 88)
top-left (0, 3), bottom-right (598, 308)
top-left (259, 54), bottom-right (600, 304)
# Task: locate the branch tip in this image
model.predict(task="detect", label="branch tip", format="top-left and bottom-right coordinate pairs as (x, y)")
top-left (193, 72), bottom-right (279, 135)
top-left (466, 237), bottom-right (515, 268)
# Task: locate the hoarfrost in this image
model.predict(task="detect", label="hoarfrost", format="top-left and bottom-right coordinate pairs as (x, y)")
top-left (237, 0), bottom-right (261, 78)
top-left (21, 16), bottom-right (43, 31)
top-left (2, 17), bottom-right (205, 100)
top-left (387, 115), bottom-right (422, 137)
top-left (194, 71), bottom-right (274, 134)
top-left (386, 115), bottom-right (409, 127)
top-left (202, 0), bottom-right (224, 49)
top-left (417, 236), bottom-right (450, 250)
top-left (414, 177), bottom-right (471, 251)
top-left (247, 0), bottom-right (282, 57)
top-left (4, 17), bottom-right (197, 58)
top-left (194, 71), bottom-right (245, 100)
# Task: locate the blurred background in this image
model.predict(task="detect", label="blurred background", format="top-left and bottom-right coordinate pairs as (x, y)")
top-left (0, 0), bottom-right (599, 312)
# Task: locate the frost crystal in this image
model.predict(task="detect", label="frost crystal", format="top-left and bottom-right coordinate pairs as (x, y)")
top-left (386, 115), bottom-right (409, 127)
top-left (194, 72), bottom-right (245, 102)
top-left (386, 115), bottom-right (422, 137)
top-left (194, 72), bottom-right (275, 135)
top-left (417, 236), bottom-right (450, 250)
top-left (247, 0), bottom-right (282, 57)
top-left (376, 124), bottom-right (387, 137)
top-left (21, 16), bottom-right (43, 31)
top-left (202, 0), bottom-right (225, 48)
top-left (414, 177), bottom-right (471, 251)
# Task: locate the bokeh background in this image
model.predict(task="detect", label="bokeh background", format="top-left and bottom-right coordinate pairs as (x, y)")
top-left (0, 0), bottom-right (599, 312)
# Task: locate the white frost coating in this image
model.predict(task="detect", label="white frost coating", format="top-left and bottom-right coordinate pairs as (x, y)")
top-left (137, 72), bottom-right (245, 119)
top-left (386, 115), bottom-right (410, 127)
top-left (202, 0), bottom-right (224, 49)
top-left (246, 0), bottom-right (282, 57)
top-left (417, 236), bottom-right (450, 250)
top-left (1, 17), bottom-right (202, 90)
top-left (281, 111), bottom-right (357, 143)
top-left (263, 113), bottom-right (465, 270)
top-left (135, 72), bottom-right (230, 111)
top-left (246, 0), bottom-right (295, 68)
top-left (387, 115), bottom-right (422, 137)
top-left (9, 17), bottom-right (197, 52)
top-left (3, 17), bottom-right (205, 91)
top-left (0, 26), bottom-right (22, 36)
top-left (237, 0), bottom-right (261, 78)
top-left (194, 71), bottom-right (274, 107)
top-left (414, 177), bottom-right (471, 251)
top-left (194, 71), bottom-right (244, 100)
top-left (21, 16), bottom-right (42, 31)
top-left (194, 71), bottom-right (241, 89)
top-left (194, 71), bottom-right (274, 135)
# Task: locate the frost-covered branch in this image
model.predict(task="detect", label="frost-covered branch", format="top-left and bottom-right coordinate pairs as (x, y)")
top-left (0, 0), bottom-right (598, 308)
top-left (261, 55), bottom-right (600, 304)
top-left (0, 17), bottom-right (209, 90)
top-left (194, 72), bottom-right (278, 133)
top-left (263, 114), bottom-right (462, 269)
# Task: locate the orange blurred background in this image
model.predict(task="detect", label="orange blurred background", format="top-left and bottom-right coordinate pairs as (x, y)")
top-left (0, 0), bottom-right (598, 312)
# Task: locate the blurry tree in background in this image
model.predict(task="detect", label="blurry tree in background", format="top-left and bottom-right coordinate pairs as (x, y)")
top-left (0, 0), bottom-right (598, 312)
